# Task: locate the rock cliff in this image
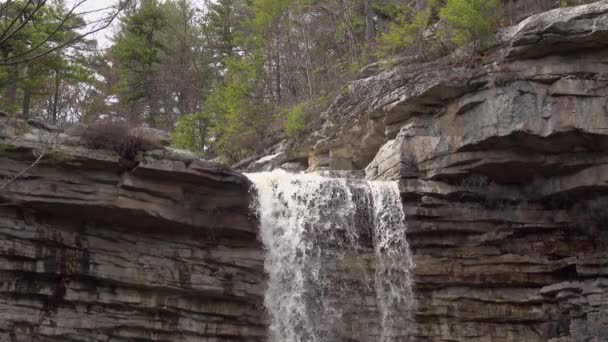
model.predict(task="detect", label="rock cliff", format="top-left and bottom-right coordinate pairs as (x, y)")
top-left (242, 2), bottom-right (608, 341)
top-left (2, 2), bottom-right (608, 342)
top-left (0, 116), bottom-right (266, 341)
top-left (293, 2), bottom-right (608, 341)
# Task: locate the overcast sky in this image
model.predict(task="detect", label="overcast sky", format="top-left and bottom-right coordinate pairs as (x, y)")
top-left (67, 0), bottom-right (119, 49)
top-left (67, 0), bottom-right (209, 49)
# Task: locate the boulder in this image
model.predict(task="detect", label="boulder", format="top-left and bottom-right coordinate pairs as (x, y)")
top-left (129, 126), bottom-right (172, 146)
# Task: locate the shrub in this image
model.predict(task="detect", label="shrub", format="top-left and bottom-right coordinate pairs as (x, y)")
top-left (377, 1), bottom-right (441, 58)
top-left (172, 112), bottom-right (210, 155)
top-left (439, 0), bottom-right (503, 47)
top-left (81, 120), bottom-right (161, 160)
top-left (200, 56), bottom-right (270, 163)
top-left (281, 102), bottom-right (307, 137)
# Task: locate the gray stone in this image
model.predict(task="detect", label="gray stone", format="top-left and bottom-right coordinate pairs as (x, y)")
top-left (0, 120), bottom-right (265, 341)
top-left (129, 126), bottom-right (172, 146)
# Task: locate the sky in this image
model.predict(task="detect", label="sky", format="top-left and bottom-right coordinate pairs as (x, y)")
top-left (67, 0), bottom-right (120, 49)
top-left (67, 0), bottom-right (209, 49)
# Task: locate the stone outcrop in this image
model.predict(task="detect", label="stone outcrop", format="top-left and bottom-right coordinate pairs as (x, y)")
top-left (340, 2), bottom-right (608, 341)
top-left (0, 116), bottom-right (266, 341)
top-left (2, 2), bottom-right (608, 342)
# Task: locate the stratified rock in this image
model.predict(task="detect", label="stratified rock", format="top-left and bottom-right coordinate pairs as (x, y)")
top-left (242, 140), bottom-right (308, 173)
top-left (299, 1), bottom-right (608, 176)
top-left (256, 1), bottom-right (608, 341)
top-left (2, 2), bottom-right (608, 341)
top-left (0, 118), bottom-right (266, 341)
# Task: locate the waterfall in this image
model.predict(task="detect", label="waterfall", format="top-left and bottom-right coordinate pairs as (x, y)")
top-left (246, 170), bottom-right (416, 342)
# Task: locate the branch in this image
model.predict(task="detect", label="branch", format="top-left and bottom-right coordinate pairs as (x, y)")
top-left (0, 0), bottom-right (34, 42)
top-left (0, 1), bottom-right (131, 66)
top-left (0, 0), bottom-right (47, 46)
top-left (1, 0), bottom-right (88, 63)
top-left (0, 1), bottom-right (15, 18)
top-left (0, 148), bottom-right (46, 192)
top-left (0, 126), bottom-right (63, 193)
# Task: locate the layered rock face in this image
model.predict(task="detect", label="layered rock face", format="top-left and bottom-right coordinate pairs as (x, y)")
top-left (299, 2), bottom-right (608, 341)
top-left (0, 117), bottom-right (266, 341)
top-left (2, 2), bottom-right (608, 342)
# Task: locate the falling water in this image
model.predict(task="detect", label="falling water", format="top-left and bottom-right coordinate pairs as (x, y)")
top-left (246, 170), bottom-right (415, 342)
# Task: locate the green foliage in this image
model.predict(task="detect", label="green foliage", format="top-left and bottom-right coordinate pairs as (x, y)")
top-left (252, 0), bottom-right (291, 37)
top-left (173, 114), bottom-right (200, 152)
top-left (200, 55), bottom-right (269, 161)
top-left (374, 2), bottom-right (410, 20)
top-left (439, 0), bottom-right (503, 46)
top-left (377, 7), bottom-right (430, 57)
top-left (110, 0), bottom-right (217, 129)
top-left (0, 0), bottom-right (96, 121)
top-left (113, 0), bottom-right (168, 106)
top-left (376, 0), bottom-right (444, 58)
top-left (279, 102), bottom-right (307, 137)
top-left (560, 0), bottom-right (596, 7)
top-left (11, 0), bottom-right (518, 162)
top-left (172, 112), bottom-right (210, 154)
top-left (205, 0), bottom-right (251, 60)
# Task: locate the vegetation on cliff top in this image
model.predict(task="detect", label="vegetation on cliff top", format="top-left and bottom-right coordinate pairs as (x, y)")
top-left (0, 0), bottom-right (593, 163)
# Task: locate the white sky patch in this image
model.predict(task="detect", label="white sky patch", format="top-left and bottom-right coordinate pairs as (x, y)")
top-left (66, 0), bottom-right (212, 49)
top-left (66, 0), bottom-right (119, 49)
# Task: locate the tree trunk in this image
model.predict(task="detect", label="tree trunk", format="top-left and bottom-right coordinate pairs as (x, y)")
top-left (3, 48), bottom-right (18, 113)
top-left (365, 0), bottom-right (375, 43)
top-left (22, 85), bottom-right (31, 120)
top-left (51, 71), bottom-right (61, 124)
top-left (275, 34), bottom-right (281, 104)
top-left (198, 119), bottom-right (207, 155)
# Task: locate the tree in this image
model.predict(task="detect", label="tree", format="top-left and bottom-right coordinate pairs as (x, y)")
top-left (0, 0), bottom-right (128, 66)
top-left (377, 3), bottom-right (434, 58)
top-left (4, 0), bottom-right (461, 161)
top-left (439, 0), bottom-right (503, 47)
top-left (172, 111), bottom-right (211, 155)
top-left (111, 0), bottom-right (216, 130)
top-left (281, 101), bottom-right (306, 137)
top-left (0, 0), bottom-right (100, 119)
top-left (39, 53), bottom-right (96, 125)
top-left (178, 0), bottom-right (388, 161)
top-left (112, 0), bottom-right (168, 127)
top-left (205, 55), bottom-right (268, 161)
top-left (202, 0), bottom-right (251, 65)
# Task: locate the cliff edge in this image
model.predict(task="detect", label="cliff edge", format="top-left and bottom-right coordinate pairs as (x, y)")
top-left (0, 116), bottom-right (266, 341)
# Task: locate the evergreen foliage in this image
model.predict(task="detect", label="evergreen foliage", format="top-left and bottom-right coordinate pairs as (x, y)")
top-left (439, 0), bottom-right (503, 46)
top-left (0, 0), bottom-right (98, 122)
top-left (281, 102), bottom-right (307, 137)
top-left (3, 0), bottom-right (564, 164)
top-left (172, 113), bottom-right (208, 154)
top-left (377, 2), bottom-right (439, 58)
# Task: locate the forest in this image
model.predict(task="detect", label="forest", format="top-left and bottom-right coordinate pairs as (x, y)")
top-left (0, 0), bottom-right (593, 164)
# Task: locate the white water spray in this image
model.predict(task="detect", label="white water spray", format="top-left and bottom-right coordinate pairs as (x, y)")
top-left (246, 170), bottom-right (415, 342)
